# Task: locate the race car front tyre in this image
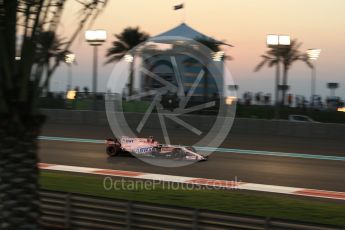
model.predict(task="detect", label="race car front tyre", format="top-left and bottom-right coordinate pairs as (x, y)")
top-left (106, 146), bottom-right (121, 157)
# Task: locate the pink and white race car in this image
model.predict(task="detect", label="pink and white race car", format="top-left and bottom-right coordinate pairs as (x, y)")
top-left (106, 136), bottom-right (207, 161)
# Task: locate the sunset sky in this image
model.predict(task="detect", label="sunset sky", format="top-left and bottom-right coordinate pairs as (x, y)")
top-left (52, 0), bottom-right (345, 100)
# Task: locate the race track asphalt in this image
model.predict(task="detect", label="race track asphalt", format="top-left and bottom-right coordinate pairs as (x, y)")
top-left (40, 123), bottom-right (345, 192)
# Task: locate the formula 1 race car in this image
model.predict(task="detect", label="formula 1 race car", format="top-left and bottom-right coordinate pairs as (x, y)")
top-left (106, 136), bottom-right (207, 161)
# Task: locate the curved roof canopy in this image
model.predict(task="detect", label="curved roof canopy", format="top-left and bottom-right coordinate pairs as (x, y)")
top-left (153, 23), bottom-right (233, 47)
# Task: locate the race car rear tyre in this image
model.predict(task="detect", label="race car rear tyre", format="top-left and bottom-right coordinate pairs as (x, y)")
top-left (106, 146), bottom-right (121, 157)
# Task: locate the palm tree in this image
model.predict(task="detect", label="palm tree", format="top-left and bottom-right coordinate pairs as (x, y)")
top-left (35, 31), bottom-right (70, 92)
top-left (105, 27), bottom-right (149, 96)
top-left (0, 1), bottom-right (107, 229)
top-left (255, 39), bottom-right (312, 105)
top-left (255, 48), bottom-right (282, 105)
top-left (280, 40), bottom-right (312, 104)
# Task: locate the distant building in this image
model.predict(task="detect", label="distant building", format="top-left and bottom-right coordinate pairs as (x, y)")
top-left (138, 23), bottom-right (231, 102)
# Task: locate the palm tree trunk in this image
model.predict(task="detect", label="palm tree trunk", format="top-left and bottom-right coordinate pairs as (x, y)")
top-left (281, 66), bottom-right (288, 106)
top-left (0, 114), bottom-right (44, 229)
top-left (273, 61), bottom-right (281, 118)
top-left (128, 59), bottom-right (135, 96)
top-left (275, 61), bottom-right (280, 105)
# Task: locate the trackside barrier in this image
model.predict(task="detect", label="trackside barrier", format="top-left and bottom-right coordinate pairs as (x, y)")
top-left (41, 109), bottom-right (345, 140)
top-left (40, 190), bottom-right (343, 230)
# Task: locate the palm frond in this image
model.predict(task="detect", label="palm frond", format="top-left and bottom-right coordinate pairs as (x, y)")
top-left (254, 59), bottom-right (268, 72)
top-left (268, 59), bottom-right (278, 67)
top-left (105, 26), bottom-right (149, 64)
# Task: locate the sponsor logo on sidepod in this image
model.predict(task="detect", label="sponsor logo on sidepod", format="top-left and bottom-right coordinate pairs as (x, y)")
top-left (135, 147), bottom-right (153, 154)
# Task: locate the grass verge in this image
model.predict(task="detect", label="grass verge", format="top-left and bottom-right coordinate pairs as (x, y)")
top-left (41, 171), bottom-right (345, 226)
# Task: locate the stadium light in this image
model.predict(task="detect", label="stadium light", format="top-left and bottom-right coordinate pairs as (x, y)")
top-left (124, 54), bottom-right (134, 62)
top-left (307, 48), bottom-right (321, 105)
top-left (85, 29), bottom-right (107, 110)
top-left (307, 48), bottom-right (321, 60)
top-left (85, 30), bottom-right (107, 45)
top-left (64, 53), bottom-right (76, 64)
top-left (64, 53), bottom-right (76, 91)
top-left (266, 34), bottom-right (290, 109)
top-left (267, 34), bottom-right (290, 47)
top-left (212, 51), bottom-right (225, 62)
top-left (278, 35), bottom-right (291, 45)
